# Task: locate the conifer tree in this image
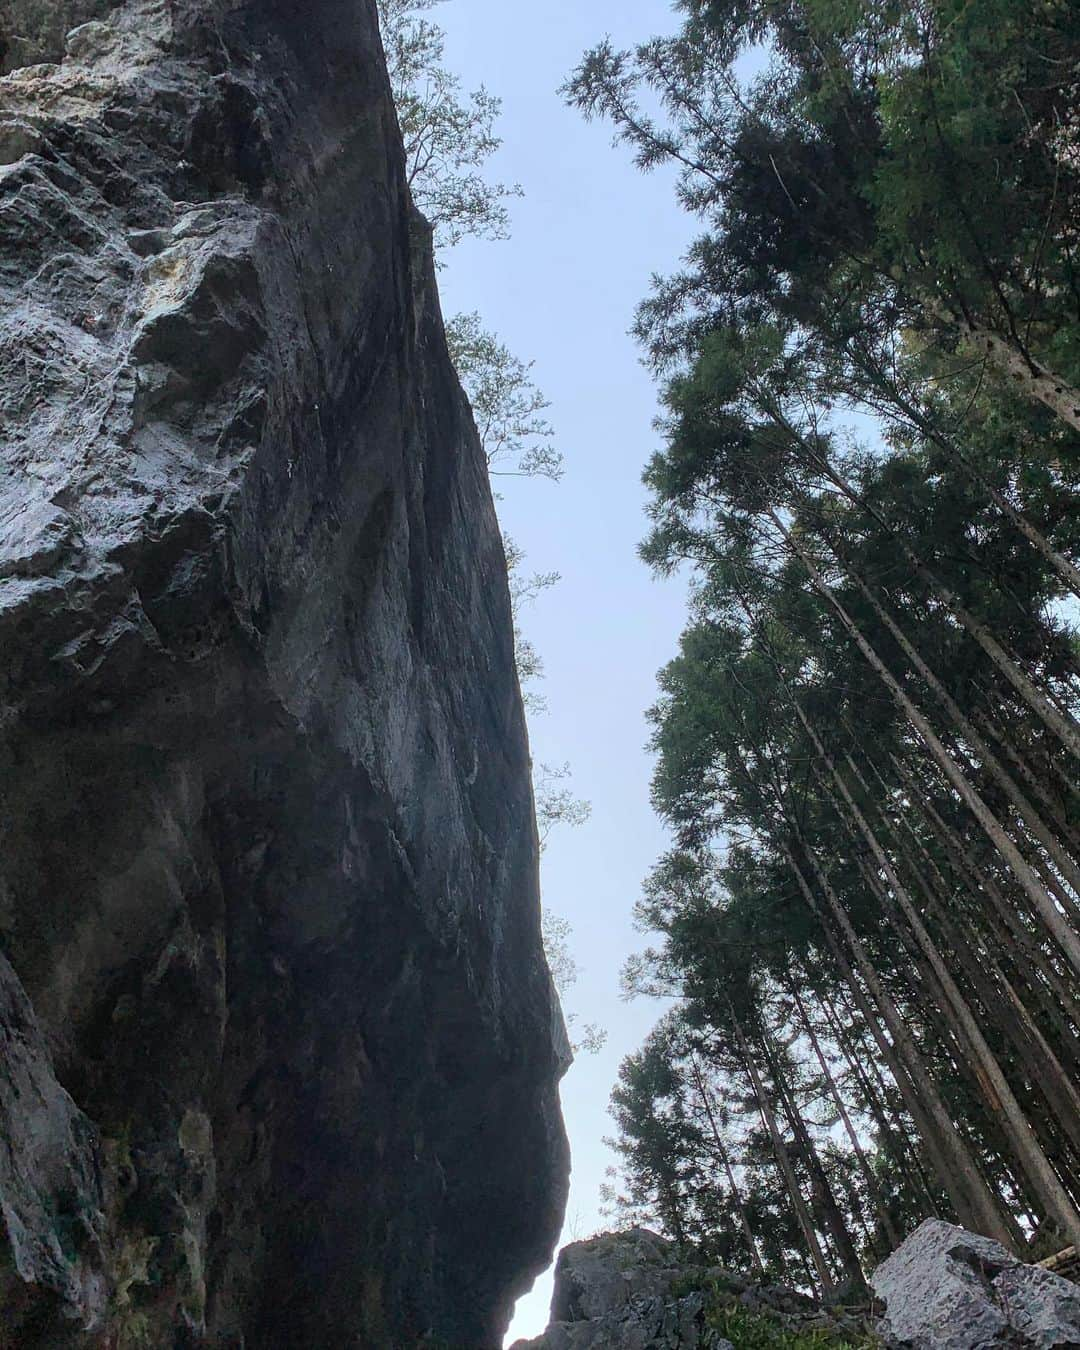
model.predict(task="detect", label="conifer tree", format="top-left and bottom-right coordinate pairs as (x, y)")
top-left (578, 0), bottom-right (1080, 1279)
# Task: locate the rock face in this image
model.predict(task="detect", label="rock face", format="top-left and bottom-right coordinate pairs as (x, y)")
top-left (516, 1221), bottom-right (1080, 1350)
top-left (510, 1229), bottom-right (713, 1350)
top-left (873, 1220), bottom-right (1080, 1349)
top-left (511, 1230), bottom-right (861, 1349)
top-left (0, 1), bottom-right (569, 1346)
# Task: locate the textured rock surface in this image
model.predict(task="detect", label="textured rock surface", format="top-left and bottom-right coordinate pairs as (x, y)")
top-left (510, 1228), bottom-right (710, 1350)
top-left (550, 1229), bottom-right (692, 1324)
top-left (512, 1230), bottom-right (857, 1349)
top-left (873, 1220), bottom-right (1080, 1349)
top-left (0, 0), bottom-right (117, 73)
top-left (0, 1), bottom-right (569, 1345)
top-left (0, 952), bottom-right (106, 1340)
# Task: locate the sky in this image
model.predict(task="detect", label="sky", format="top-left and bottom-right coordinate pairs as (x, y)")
top-left (426, 0), bottom-right (698, 1340)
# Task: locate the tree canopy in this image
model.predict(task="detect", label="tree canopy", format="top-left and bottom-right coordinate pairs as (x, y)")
top-left (378, 0), bottom-right (522, 249)
top-left (570, 0), bottom-right (1080, 1287)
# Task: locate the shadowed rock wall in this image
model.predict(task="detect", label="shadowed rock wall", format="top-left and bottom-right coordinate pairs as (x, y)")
top-left (0, 2), bottom-right (569, 1345)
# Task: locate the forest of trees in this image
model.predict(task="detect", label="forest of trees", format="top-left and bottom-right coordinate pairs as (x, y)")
top-left (567, 0), bottom-right (1080, 1296)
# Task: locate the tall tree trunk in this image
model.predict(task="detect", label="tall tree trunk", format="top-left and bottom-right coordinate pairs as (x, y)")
top-left (957, 318), bottom-right (1080, 436)
top-left (774, 510), bottom-right (1080, 979)
top-left (809, 723), bottom-right (1080, 1250)
top-left (971, 705), bottom-right (1080, 854)
top-left (904, 849), bottom-right (1080, 1165)
top-left (909, 779), bottom-right (1080, 1038)
top-left (827, 536), bottom-right (1080, 906)
top-left (820, 988), bottom-right (941, 1217)
top-left (758, 1026), bottom-right (868, 1295)
top-left (689, 1056), bottom-right (767, 1279)
top-left (782, 840), bottom-right (1014, 1243)
top-left (789, 975), bottom-right (902, 1252)
top-left (851, 851), bottom-right (1035, 1249)
top-left (759, 430), bottom-right (1080, 759)
top-left (710, 659), bottom-right (1012, 1238)
top-left (850, 343), bottom-right (1080, 600)
top-left (895, 807), bottom-right (1080, 1078)
top-left (730, 1009), bottom-right (835, 1295)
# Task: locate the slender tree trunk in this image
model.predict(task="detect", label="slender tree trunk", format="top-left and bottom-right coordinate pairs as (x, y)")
top-left (851, 852), bottom-right (1034, 1250)
top-left (894, 805), bottom-right (1080, 1077)
top-left (782, 840), bottom-right (1014, 1243)
top-left (972, 705), bottom-right (1080, 854)
top-left (858, 750), bottom-right (1080, 1085)
top-left (828, 540), bottom-right (1080, 906)
top-left (852, 345), bottom-right (1080, 600)
top-left (790, 976), bottom-right (902, 1252)
top-left (821, 988), bottom-right (941, 1217)
top-left (774, 510), bottom-right (1080, 979)
top-left (710, 650), bottom-right (1011, 1238)
top-left (809, 724), bottom-right (1080, 1249)
top-left (689, 1056), bottom-right (767, 1279)
top-left (731, 1009), bottom-right (835, 1295)
top-left (916, 868), bottom-right (1080, 1163)
top-left (895, 744), bottom-right (1080, 969)
top-left (909, 780), bottom-right (1080, 1036)
top-left (760, 431), bottom-right (1080, 759)
top-left (758, 1027), bottom-right (867, 1294)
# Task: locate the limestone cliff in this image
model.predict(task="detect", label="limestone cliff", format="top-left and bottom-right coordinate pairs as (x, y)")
top-left (0, 1), bottom-right (570, 1345)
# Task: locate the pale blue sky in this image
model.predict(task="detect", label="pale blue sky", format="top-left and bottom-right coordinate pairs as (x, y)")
top-left (428, 0), bottom-right (694, 1340)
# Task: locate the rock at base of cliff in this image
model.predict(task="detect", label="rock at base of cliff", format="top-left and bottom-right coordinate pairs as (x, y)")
top-left (512, 1229), bottom-right (862, 1350)
top-left (872, 1219), bottom-right (1080, 1349)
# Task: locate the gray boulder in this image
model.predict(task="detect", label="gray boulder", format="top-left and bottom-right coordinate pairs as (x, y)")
top-left (872, 1219), bottom-right (1080, 1348)
top-left (551, 1228), bottom-right (699, 1323)
top-left (513, 1291), bottom-right (713, 1350)
top-left (513, 1228), bottom-right (855, 1349)
top-left (510, 1230), bottom-right (718, 1350)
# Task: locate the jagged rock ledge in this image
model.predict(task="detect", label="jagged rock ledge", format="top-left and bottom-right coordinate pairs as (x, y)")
top-left (871, 1220), bottom-right (1080, 1348)
top-left (516, 1223), bottom-right (1080, 1348)
top-left (0, 1), bottom-right (569, 1346)
top-left (511, 1229), bottom-right (873, 1349)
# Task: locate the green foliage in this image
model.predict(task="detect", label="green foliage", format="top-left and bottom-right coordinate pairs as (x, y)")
top-left (378, 0), bottom-right (522, 249)
top-left (567, 0), bottom-right (1080, 442)
top-left (536, 762), bottom-right (593, 849)
top-left (572, 0), bottom-right (1080, 1289)
top-left (544, 904), bottom-right (607, 1055)
top-left (706, 1305), bottom-right (875, 1349)
top-left (668, 1270), bottom-right (879, 1347)
top-left (447, 312), bottom-right (564, 483)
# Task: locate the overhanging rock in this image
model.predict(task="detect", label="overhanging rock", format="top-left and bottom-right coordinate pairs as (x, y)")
top-left (0, 2), bottom-right (569, 1345)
